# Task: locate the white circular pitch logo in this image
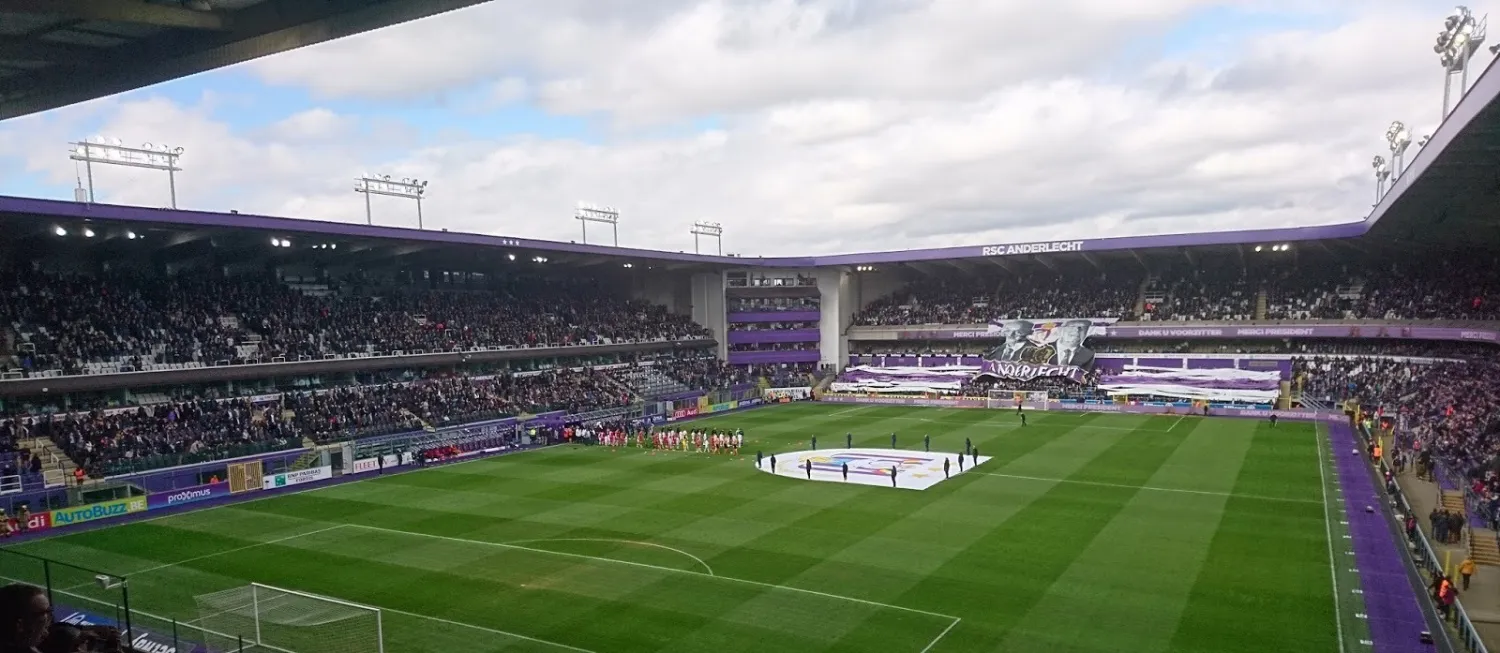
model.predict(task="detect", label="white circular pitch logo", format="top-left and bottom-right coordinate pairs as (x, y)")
top-left (756, 448), bottom-right (988, 490)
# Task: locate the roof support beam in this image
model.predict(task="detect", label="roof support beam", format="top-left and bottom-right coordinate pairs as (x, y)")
top-left (1080, 252), bottom-right (1101, 270)
top-left (0, 0), bottom-right (229, 30)
top-left (0, 37), bottom-right (102, 63)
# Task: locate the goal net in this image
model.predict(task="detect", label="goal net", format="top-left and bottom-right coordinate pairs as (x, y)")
top-left (987, 389), bottom-right (1048, 410)
top-left (193, 583), bottom-right (384, 653)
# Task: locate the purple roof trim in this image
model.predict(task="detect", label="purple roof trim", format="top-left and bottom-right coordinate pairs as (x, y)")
top-left (0, 195), bottom-right (771, 266)
top-left (0, 195), bottom-right (1378, 268)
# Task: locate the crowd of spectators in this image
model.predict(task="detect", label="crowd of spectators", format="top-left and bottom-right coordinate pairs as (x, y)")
top-left (4, 367), bottom-right (638, 475)
top-left (1292, 354), bottom-right (1500, 531)
top-left (854, 273), bottom-right (1136, 326)
top-left (1, 270), bottom-right (709, 377)
top-left (652, 357), bottom-right (754, 390)
top-left (851, 253), bottom-right (1500, 325)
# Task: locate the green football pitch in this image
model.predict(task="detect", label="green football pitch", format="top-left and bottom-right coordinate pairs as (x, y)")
top-left (9, 404), bottom-right (1368, 653)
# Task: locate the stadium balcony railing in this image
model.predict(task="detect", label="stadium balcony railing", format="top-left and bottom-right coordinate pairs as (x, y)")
top-left (98, 439), bottom-right (304, 477)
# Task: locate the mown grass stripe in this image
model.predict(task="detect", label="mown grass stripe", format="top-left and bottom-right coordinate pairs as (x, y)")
top-left (996, 416), bottom-right (1257, 652)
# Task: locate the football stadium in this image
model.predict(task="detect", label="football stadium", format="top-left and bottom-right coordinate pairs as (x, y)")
top-left (3, 2), bottom-right (1500, 653)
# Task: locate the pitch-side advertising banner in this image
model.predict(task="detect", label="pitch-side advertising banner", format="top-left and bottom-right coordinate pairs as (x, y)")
top-left (50, 497), bottom-right (147, 527)
top-left (765, 387), bottom-right (813, 401)
top-left (147, 482), bottom-right (231, 510)
top-left (262, 466), bottom-right (332, 490)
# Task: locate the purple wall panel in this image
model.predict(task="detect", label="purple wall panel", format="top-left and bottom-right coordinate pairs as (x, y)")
top-left (727, 311), bottom-right (821, 323)
top-left (726, 329), bottom-right (821, 344)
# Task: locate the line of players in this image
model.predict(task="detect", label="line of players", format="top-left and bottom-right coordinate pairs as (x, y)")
top-left (596, 428), bottom-right (745, 454)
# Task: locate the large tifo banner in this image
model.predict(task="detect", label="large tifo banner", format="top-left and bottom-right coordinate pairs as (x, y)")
top-left (975, 317), bottom-right (1110, 382)
top-left (831, 366), bottom-right (977, 393)
top-left (1097, 366), bottom-right (1282, 403)
top-left (262, 466), bottom-right (332, 490)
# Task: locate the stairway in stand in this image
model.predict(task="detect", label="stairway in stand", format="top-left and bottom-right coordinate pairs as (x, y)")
top-left (1469, 527), bottom-right (1500, 567)
top-left (289, 449), bottom-right (322, 471)
top-left (19, 437), bottom-right (78, 486)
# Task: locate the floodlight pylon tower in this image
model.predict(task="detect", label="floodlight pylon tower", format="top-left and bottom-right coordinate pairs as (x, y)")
top-left (1372, 155), bottom-right (1391, 203)
top-left (1436, 6), bottom-right (1487, 119)
top-left (68, 138), bottom-right (185, 207)
top-left (1385, 121), bottom-right (1413, 180)
top-left (575, 203), bottom-right (620, 246)
top-left (691, 221), bottom-right (723, 255)
top-left (355, 175), bottom-right (429, 229)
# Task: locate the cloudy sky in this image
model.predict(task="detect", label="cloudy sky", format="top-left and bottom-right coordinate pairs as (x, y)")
top-left (0, 0), bottom-right (1485, 255)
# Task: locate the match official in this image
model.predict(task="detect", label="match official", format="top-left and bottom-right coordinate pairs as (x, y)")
top-left (943, 457), bottom-right (950, 479)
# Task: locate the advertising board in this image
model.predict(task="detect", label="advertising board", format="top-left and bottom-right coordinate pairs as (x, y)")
top-left (146, 482), bottom-right (231, 510)
top-left (261, 466), bottom-right (332, 490)
top-left (49, 497), bottom-right (147, 527)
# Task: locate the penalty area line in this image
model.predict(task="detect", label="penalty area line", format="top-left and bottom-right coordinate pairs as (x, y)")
top-left (919, 617), bottom-right (961, 653)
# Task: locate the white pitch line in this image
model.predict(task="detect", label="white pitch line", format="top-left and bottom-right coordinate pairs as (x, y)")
top-left (380, 605), bottom-right (599, 653)
top-left (918, 617), bottom-right (961, 653)
top-left (113, 524), bottom-right (348, 581)
top-left (504, 537), bottom-right (716, 576)
top-left (1315, 424), bottom-right (1347, 653)
top-left (826, 407), bottom-right (869, 417)
top-left (345, 523), bottom-right (958, 621)
top-left (1167, 415), bottom-right (1186, 432)
top-left (972, 471), bottom-right (1320, 505)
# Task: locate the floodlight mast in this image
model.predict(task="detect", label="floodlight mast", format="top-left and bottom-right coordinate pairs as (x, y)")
top-left (1372, 156), bottom-right (1391, 203)
top-left (68, 138), bottom-right (185, 208)
top-left (355, 175), bottom-right (429, 229)
top-left (575, 203), bottom-right (620, 246)
top-left (1385, 121), bottom-right (1413, 179)
top-left (1436, 6), bottom-right (1488, 119)
top-left (690, 221), bottom-right (724, 255)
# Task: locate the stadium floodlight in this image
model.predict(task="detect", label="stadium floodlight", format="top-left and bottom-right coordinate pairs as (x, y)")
top-left (1372, 155), bottom-right (1392, 202)
top-left (1435, 6), bottom-right (1488, 119)
top-left (690, 221), bottom-right (724, 255)
top-left (68, 139), bottom-right (185, 207)
top-left (355, 175), bottom-right (429, 229)
top-left (575, 202), bottom-right (620, 246)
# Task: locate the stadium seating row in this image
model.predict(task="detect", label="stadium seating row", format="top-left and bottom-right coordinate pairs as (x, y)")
top-left (1, 270), bottom-right (709, 378)
top-left (853, 254), bottom-right (1500, 325)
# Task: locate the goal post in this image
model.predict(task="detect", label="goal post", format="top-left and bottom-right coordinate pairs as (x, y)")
top-left (987, 389), bottom-right (1049, 410)
top-left (193, 583), bottom-right (384, 653)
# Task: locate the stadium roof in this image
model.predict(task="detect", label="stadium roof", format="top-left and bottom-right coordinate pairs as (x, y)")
top-left (0, 0), bottom-right (494, 121)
